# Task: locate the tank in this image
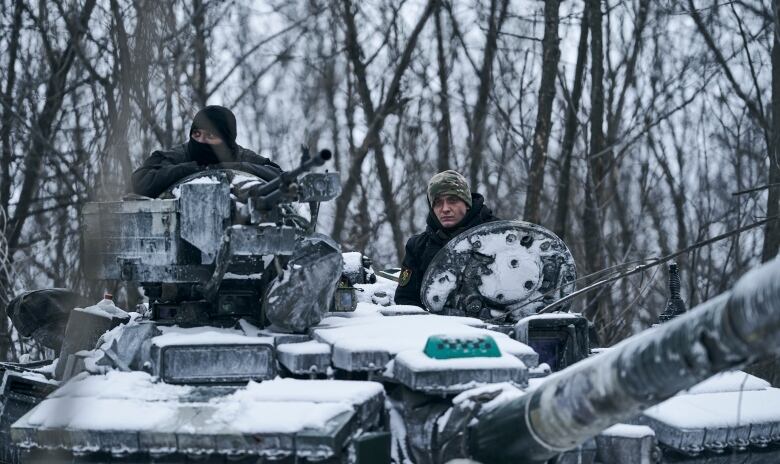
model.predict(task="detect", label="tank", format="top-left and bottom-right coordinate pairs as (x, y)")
top-left (1, 158), bottom-right (780, 464)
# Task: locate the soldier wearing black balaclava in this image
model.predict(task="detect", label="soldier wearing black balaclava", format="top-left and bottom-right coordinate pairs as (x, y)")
top-left (132, 106), bottom-right (281, 197)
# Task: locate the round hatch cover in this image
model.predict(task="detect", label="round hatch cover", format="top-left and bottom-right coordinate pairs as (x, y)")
top-left (420, 220), bottom-right (576, 321)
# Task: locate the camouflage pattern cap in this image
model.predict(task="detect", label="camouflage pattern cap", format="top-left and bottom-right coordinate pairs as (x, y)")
top-left (427, 170), bottom-right (472, 208)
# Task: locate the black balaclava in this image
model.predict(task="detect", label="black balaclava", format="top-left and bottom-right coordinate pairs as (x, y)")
top-left (188, 105), bottom-right (238, 165)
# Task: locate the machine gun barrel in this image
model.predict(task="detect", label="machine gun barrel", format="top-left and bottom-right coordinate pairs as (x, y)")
top-left (250, 148), bottom-right (332, 200)
top-left (468, 258), bottom-right (780, 463)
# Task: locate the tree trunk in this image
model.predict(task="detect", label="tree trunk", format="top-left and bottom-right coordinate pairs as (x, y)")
top-left (331, 0), bottom-right (437, 255)
top-left (467, 0), bottom-right (509, 189)
top-left (192, 0), bottom-right (208, 107)
top-left (0, 1), bottom-right (23, 222)
top-left (3, 0), bottom-right (97, 361)
top-left (583, 0), bottom-right (606, 320)
top-left (435, 5), bottom-right (452, 172)
top-left (554, 2), bottom-right (590, 240)
top-left (523, 0), bottom-right (561, 224)
top-left (763, 1), bottom-right (780, 262)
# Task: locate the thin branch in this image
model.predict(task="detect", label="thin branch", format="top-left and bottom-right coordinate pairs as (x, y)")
top-left (732, 182), bottom-right (780, 196)
top-left (537, 216), bottom-right (779, 314)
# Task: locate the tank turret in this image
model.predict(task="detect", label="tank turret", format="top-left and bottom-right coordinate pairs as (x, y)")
top-left (82, 147), bottom-right (343, 332)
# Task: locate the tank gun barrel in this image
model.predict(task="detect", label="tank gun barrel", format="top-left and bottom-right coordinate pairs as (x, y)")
top-left (467, 258), bottom-right (780, 463)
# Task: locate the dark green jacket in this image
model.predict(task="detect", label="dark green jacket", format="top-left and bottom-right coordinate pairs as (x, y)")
top-left (132, 143), bottom-right (281, 198)
top-left (394, 193), bottom-right (499, 308)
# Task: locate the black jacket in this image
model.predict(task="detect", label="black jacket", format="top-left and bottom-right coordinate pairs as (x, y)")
top-left (131, 142), bottom-right (282, 198)
top-left (394, 193), bottom-right (499, 308)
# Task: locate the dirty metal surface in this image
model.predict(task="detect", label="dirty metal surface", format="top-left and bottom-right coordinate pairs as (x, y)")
top-left (421, 220), bottom-right (576, 320)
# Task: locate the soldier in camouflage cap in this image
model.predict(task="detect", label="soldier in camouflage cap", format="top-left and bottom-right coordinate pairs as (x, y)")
top-left (395, 170), bottom-right (499, 308)
top-left (427, 170), bottom-right (472, 209)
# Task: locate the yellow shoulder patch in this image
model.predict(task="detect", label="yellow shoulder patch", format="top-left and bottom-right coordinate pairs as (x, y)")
top-left (398, 268), bottom-right (412, 287)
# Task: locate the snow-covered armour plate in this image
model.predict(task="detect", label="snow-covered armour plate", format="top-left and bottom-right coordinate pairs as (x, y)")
top-left (420, 220), bottom-right (576, 321)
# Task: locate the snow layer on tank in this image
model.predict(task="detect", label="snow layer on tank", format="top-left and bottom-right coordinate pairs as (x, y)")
top-left (323, 302), bottom-right (485, 326)
top-left (206, 401), bottom-right (352, 434)
top-left (342, 251), bottom-right (364, 275)
top-left (313, 307), bottom-right (536, 366)
top-left (436, 382), bottom-right (527, 435)
top-left (451, 382), bottom-right (526, 416)
top-left (449, 229), bottom-right (543, 303)
top-left (171, 175), bottom-right (221, 198)
top-left (277, 340), bottom-right (331, 355)
top-left (17, 374), bottom-right (375, 436)
top-left (643, 388), bottom-right (780, 428)
top-left (152, 326), bottom-right (274, 347)
top-left (355, 274), bottom-right (398, 306)
top-left (231, 173), bottom-right (262, 186)
top-left (13, 370), bottom-right (56, 385)
top-left (640, 370), bottom-right (779, 429)
top-left (601, 424), bottom-right (655, 438)
top-left (519, 312), bottom-right (583, 321)
top-left (77, 297), bottom-right (129, 319)
top-left (53, 371), bottom-right (192, 401)
top-left (424, 270), bottom-right (458, 308)
top-left (185, 176), bottom-right (221, 184)
top-left (23, 396), bottom-right (180, 431)
top-left (394, 349), bottom-right (525, 371)
top-left (21, 371), bottom-right (192, 430)
top-left (683, 370), bottom-right (769, 394)
top-left (219, 378), bottom-right (383, 405)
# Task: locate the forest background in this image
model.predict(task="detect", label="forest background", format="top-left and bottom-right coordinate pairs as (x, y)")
top-left (1, 0), bottom-right (778, 383)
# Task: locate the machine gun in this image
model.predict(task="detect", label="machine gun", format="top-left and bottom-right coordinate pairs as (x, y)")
top-left (246, 146), bottom-right (334, 212)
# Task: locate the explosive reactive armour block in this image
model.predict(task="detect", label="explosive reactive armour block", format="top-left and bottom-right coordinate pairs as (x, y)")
top-left (277, 341), bottom-right (332, 375)
top-left (595, 424), bottom-right (657, 464)
top-left (11, 375), bottom-right (384, 461)
top-left (638, 372), bottom-right (780, 456)
top-left (392, 348), bottom-right (528, 394)
top-left (149, 329), bottom-right (276, 384)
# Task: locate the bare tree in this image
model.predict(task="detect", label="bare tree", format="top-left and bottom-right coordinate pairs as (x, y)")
top-left (332, 0), bottom-right (438, 261)
top-left (553, 2), bottom-right (589, 240)
top-left (523, 0), bottom-right (561, 224)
